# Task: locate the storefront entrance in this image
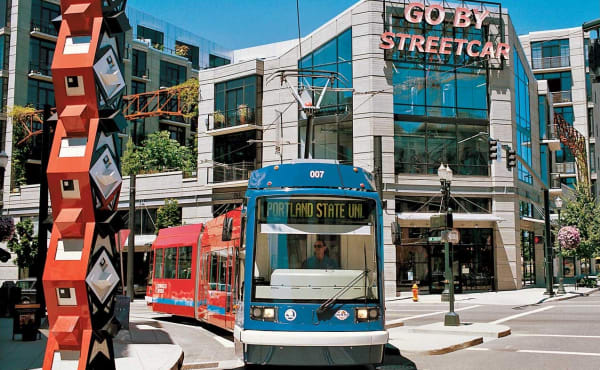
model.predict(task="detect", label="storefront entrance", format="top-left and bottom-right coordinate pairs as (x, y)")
top-left (396, 228), bottom-right (494, 294)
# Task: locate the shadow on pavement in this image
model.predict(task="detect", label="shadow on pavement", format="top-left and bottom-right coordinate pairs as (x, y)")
top-left (155, 315), bottom-right (234, 340)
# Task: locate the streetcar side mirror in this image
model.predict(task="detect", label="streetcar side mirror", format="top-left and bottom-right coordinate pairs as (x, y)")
top-left (391, 221), bottom-right (402, 245)
top-left (222, 217), bottom-right (233, 241)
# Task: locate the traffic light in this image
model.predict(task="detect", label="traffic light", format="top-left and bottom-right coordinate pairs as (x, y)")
top-left (488, 139), bottom-right (499, 161)
top-left (506, 147), bottom-right (517, 170)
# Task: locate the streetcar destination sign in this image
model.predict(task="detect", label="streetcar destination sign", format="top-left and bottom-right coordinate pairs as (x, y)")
top-left (379, 2), bottom-right (510, 60)
top-left (260, 199), bottom-right (372, 224)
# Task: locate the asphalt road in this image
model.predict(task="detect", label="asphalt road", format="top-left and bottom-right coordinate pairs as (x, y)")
top-left (135, 291), bottom-right (600, 370)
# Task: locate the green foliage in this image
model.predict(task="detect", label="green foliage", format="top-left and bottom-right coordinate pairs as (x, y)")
top-left (557, 183), bottom-right (600, 260)
top-left (173, 78), bottom-right (199, 119)
top-left (155, 199), bottom-right (181, 233)
top-left (7, 218), bottom-right (38, 270)
top-left (578, 277), bottom-right (598, 288)
top-left (121, 131), bottom-right (195, 176)
top-left (9, 105), bottom-right (37, 190)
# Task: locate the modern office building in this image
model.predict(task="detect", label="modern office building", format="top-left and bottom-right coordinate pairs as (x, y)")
top-left (0, 0), bottom-right (232, 283)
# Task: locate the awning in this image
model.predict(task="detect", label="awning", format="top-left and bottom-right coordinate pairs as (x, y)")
top-left (396, 213), bottom-right (504, 222)
top-left (521, 217), bottom-right (547, 225)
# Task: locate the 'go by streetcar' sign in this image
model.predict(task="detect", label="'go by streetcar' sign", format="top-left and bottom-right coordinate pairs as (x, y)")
top-left (380, 1), bottom-right (510, 61)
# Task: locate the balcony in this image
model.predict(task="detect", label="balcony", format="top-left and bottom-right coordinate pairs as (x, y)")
top-left (28, 61), bottom-right (52, 82)
top-left (553, 162), bottom-right (576, 175)
top-left (542, 124), bottom-right (561, 151)
top-left (30, 19), bottom-right (58, 41)
top-left (551, 90), bottom-right (572, 104)
top-left (210, 161), bottom-right (255, 184)
top-left (532, 56), bottom-right (570, 70)
top-left (206, 106), bottom-right (261, 136)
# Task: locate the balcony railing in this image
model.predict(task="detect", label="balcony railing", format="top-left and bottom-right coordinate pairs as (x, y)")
top-left (30, 19), bottom-right (58, 37)
top-left (29, 61), bottom-right (52, 77)
top-left (210, 106), bottom-right (258, 131)
top-left (553, 162), bottom-right (576, 174)
top-left (532, 56), bottom-right (570, 70)
top-left (550, 173), bottom-right (562, 189)
top-left (551, 90), bottom-right (572, 104)
top-left (210, 161), bottom-right (255, 183)
top-left (543, 123), bottom-right (557, 141)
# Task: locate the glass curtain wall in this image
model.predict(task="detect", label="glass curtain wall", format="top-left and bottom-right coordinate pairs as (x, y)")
top-left (514, 50), bottom-right (533, 184)
top-left (297, 28), bottom-right (353, 164)
top-left (214, 75), bottom-right (262, 129)
top-left (31, 0), bottom-right (60, 36)
top-left (531, 39), bottom-right (570, 69)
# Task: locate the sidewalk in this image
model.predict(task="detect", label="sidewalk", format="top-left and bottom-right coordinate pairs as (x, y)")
top-left (1, 316), bottom-right (183, 370)
top-left (386, 285), bottom-right (599, 306)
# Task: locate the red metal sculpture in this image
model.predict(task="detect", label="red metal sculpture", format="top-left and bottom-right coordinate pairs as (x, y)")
top-left (43, 1), bottom-right (129, 368)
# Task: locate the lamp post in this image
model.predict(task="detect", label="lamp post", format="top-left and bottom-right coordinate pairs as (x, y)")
top-left (438, 164), bottom-right (460, 326)
top-left (555, 197), bottom-right (566, 295)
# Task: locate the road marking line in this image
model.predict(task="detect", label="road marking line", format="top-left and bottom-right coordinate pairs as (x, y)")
top-left (399, 305), bottom-right (481, 321)
top-left (212, 334), bottom-right (235, 348)
top-left (513, 334), bottom-right (600, 339)
top-left (554, 304), bottom-right (600, 307)
top-left (490, 306), bottom-right (554, 324)
top-left (466, 348), bottom-right (489, 351)
top-left (517, 350), bottom-right (600, 357)
top-left (386, 309), bottom-right (452, 312)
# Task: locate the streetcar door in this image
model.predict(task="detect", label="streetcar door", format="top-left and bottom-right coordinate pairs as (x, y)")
top-left (198, 250), bottom-right (210, 320)
top-left (193, 239), bottom-right (202, 320)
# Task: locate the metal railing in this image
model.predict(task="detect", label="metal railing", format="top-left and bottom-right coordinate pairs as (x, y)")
top-left (29, 61), bottom-right (52, 77)
top-left (133, 68), bottom-right (150, 79)
top-left (550, 173), bottom-right (562, 189)
top-left (210, 161), bottom-right (255, 183)
top-left (553, 162), bottom-right (576, 174)
top-left (532, 56), bottom-right (570, 69)
top-left (543, 123), bottom-right (558, 141)
top-left (30, 19), bottom-right (58, 37)
top-left (551, 90), bottom-right (572, 104)
top-left (210, 106), bottom-right (257, 131)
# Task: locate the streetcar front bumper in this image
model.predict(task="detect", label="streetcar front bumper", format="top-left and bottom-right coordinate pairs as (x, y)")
top-left (234, 326), bottom-right (388, 366)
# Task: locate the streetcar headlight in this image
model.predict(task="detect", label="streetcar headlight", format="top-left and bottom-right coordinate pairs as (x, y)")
top-left (356, 307), bottom-right (379, 322)
top-left (263, 307), bottom-right (276, 320)
top-left (251, 306), bottom-right (263, 319)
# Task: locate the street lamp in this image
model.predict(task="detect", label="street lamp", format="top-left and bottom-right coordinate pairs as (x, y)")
top-left (555, 197), bottom-right (566, 295)
top-left (437, 164), bottom-right (459, 326)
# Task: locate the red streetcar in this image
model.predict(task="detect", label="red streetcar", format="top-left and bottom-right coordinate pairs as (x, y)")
top-left (150, 208), bottom-right (242, 331)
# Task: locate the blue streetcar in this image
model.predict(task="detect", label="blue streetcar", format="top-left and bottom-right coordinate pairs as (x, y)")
top-left (234, 160), bottom-right (388, 366)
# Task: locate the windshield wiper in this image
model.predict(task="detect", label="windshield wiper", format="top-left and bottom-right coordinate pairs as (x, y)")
top-left (317, 243), bottom-right (371, 315)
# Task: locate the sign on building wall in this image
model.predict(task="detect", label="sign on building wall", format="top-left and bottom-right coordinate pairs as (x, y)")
top-left (380, 0), bottom-right (508, 69)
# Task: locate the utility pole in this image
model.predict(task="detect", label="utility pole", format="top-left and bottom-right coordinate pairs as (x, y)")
top-left (127, 173), bottom-right (136, 300)
top-left (543, 188), bottom-right (555, 296)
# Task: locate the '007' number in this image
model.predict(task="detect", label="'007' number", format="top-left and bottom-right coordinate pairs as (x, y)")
top-left (309, 170), bottom-right (325, 178)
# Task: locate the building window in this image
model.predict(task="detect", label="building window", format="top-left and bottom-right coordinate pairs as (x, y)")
top-left (534, 71), bottom-right (572, 103)
top-left (29, 38), bottom-right (55, 77)
top-left (0, 76), bottom-right (6, 113)
top-left (591, 143), bottom-right (596, 174)
top-left (396, 196), bottom-right (491, 213)
top-left (27, 79), bottom-right (55, 109)
top-left (0, 35), bottom-right (8, 70)
top-left (132, 49), bottom-right (147, 78)
top-left (0, 0), bottom-right (10, 28)
top-left (214, 75), bottom-right (262, 129)
top-left (394, 121), bottom-right (489, 176)
top-left (209, 54), bottom-right (231, 68)
top-left (176, 41), bottom-right (199, 70)
top-left (299, 118), bottom-right (353, 165)
top-left (160, 61), bottom-right (187, 87)
top-left (531, 39), bottom-right (569, 69)
top-left (514, 50), bottom-right (533, 185)
top-left (159, 123), bottom-right (185, 146)
top-left (298, 28), bottom-right (353, 117)
top-left (540, 145), bottom-right (549, 187)
top-left (31, 0), bottom-right (60, 36)
top-left (519, 201), bottom-right (534, 218)
top-left (538, 95), bottom-right (549, 140)
top-left (137, 25), bottom-right (164, 48)
top-left (588, 108), bottom-right (594, 138)
top-left (212, 130), bottom-right (260, 183)
top-left (521, 230), bottom-right (536, 286)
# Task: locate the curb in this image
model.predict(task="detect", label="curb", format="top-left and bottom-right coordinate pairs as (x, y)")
top-left (182, 362), bottom-right (219, 370)
top-left (538, 287), bottom-right (600, 304)
top-left (400, 336), bottom-right (484, 356)
top-left (385, 320), bottom-right (405, 329)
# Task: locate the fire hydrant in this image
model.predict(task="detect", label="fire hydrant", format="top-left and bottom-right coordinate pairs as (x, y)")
top-left (412, 283), bottom-right (419, 302)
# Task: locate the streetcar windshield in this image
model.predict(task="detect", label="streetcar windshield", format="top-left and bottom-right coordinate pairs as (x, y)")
top-left (252, 197), bottom-right (379, 302)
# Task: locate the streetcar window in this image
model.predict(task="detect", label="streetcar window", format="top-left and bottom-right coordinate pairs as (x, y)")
top-left (210, 253), bottom-right (218, 290)
top-left (154, 249), bottom-right (164, 279)
top-left (177, 246), bottom-right (192, 279)
top-left (164, 247), bottom-right (177, 279)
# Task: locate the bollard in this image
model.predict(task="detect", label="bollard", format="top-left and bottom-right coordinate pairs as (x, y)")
top-left (412, 283), bottom-right (419, 302)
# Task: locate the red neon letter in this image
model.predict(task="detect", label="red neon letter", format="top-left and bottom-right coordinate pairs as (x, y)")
top-left (496, 43), bottom-right (511, 60)
top-left (454, 38), bottom-right (469, 56)
top-left (453, 7), bottom-right (471, 28)
top-left (425, 36), bottom-right (440, 53)
top-left (473, 9), bottom-right (491, 30)
top-left (479, 42), bottom-right (495, 58)
top-left (409, 35), bottom-right (425, 52)
top-left (395, 33), bottom-right (411, 51)
top-left (425, 5), bottom-right (445, 26)
top-left (379, 31), bottom-right (396, 50)
top-left (439, 37), bottom-right (453, 55)
top-left (467, 40), bottom-right (482, 57)
top-left (405, 3), bottom-right (424, 23)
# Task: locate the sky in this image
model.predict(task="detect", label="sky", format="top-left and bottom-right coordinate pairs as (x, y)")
top-left (127, 0), bottom-right (600, 50)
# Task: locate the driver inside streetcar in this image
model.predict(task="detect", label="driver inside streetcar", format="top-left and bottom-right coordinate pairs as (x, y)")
top-left (302, 240), bottom-right (339, 269)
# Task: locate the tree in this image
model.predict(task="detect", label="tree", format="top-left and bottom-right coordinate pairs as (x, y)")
top-left (155, 199), bottom-right (181, 233)
top-left (121, 131), bottom-right (195, 176)
top-left (8, 105), bottom-right (37, 190)
top-left (557, 183), bottom-right (600, 267)
top-left (7, 218), bottom-right (38, 275)
top-left (0, 216), bottom-right (15, 242)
